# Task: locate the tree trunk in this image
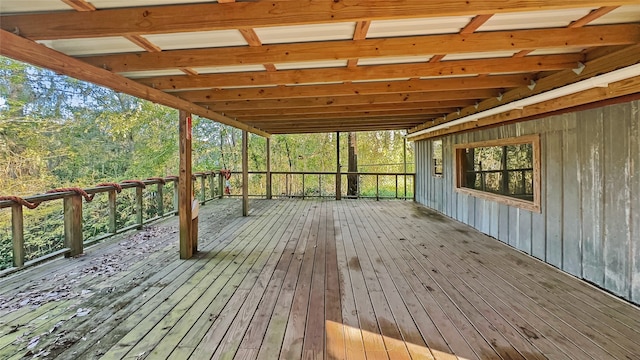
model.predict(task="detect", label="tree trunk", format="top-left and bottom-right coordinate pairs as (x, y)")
top-left (347, 132), bottom-right (358, 197)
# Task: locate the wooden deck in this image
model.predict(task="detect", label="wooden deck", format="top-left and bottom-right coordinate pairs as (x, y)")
top-left (1, 199), bottom-right (639, 360)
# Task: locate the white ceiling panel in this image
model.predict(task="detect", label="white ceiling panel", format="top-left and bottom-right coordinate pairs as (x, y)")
top-left (275, 60), bottom-right (348, 71)
top-left (194, 64), bottom-right (266, 74)
top-left (37, 37), bottom-right (143, 56)
top-left (357, 55), bottom-right (432, 66)
top-left (119, 69), bottom-right (185, 78)
top-left (285, 81), bottom-right (344, 87)
top-left (443, 51), bottom-right (515, 61)
top-left (0, 1), bottom-right (71, 13)
top-left (478, 8), bottom-right (593, 31)
top-left (589, 5), bottom-right (640, 25)
top-left (419, 74), bottom-right (479, 80)
top-left (143, 30), bottom-right (247, 50)
top-left (255, 23), bottom-right (356, 44)
top-left (367, 16), bottom-right (473, 38)
top-left (217, 84), bottom-right (279, 90)
top-left (352, 78), bottom-right (411, 83)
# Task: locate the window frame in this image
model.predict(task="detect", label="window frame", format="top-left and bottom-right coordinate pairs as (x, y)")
top-left (453, 134), bottom-right (541, 213)
top-left (432, 139), bottom-right (443, 177)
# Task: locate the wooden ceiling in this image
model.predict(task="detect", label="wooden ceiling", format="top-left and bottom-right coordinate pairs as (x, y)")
top-left (1, 0), bottom-right (640, 137)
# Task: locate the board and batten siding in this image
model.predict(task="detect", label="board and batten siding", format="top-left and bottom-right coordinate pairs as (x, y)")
top-left (414, 100), bottom-right (640, 304)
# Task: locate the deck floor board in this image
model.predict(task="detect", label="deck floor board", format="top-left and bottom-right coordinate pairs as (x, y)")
top-left (1, 199), bottom-right (639, 360)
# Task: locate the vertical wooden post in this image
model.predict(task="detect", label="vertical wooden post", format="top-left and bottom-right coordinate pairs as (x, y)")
top-left (63, 195), bottom-right (83, 257)
top-left (395, 175), bottom-right (399, 199)
top-left (157, 182), bottom-right (164, 217)
top-left (242, 130), bottom-right (249, 216)
top-left (218, 172), bottom-right (224, 199)
top-left (108, 190), bottom-right (117, 233)
top-left (209, 173), bottom-right (215, 200)
top-left (266, 137), bottom-right (272, 200)
top-left (319, 174), bottom-right (322, 198)
top-left (336, 132), bottom-right (341, 200)
top-left (173, 179), bottom-right (179, 214)
top-left (135, 186), bottom-right (143, 229)
top-left (179, 110), bottom-right (193, 259)
top-left (376, 174), bottom-right (380, 201)
top-left (403, 136), bottom-right (408, 199)
top-left (200, 175), bottom-right (206, 204)
top-left (302, 173), bottom-right (305, 199)
top-left (11, 204), bottom-right (24, 267)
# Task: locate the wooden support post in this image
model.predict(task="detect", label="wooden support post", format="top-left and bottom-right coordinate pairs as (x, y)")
top-left (218, 172), bottom-right (224, 199)
top-left (403, 136), bottom-right (408, 199)
top-left (242, 130), bottom-right (249, 216)
top-left (266, 137), bottom-right (272, 200)
top-left (336, 132), bottom-right (341, 200)
top-left (376, 174), bottom-right (380, 201)
top-left (395, 175), bottom-right (399, 199)
top-left (200, 175), bottom-right (206, 204)
top-left (157, 182), bottom-right (164, 217)
top-left (173, 179), bottom-right (179, 215)
top-left (319, 174), bottom-right (322, 198)
top-left (11, 204), bottom-right (24, 268)
top-left (135, 186), bottom-right (143, 229)
top-left (179, 110), bottom-right (193, 259)
top-left (209, 173), bottom-right (215, 200)
top-left (108, 190), bottom-right (117, 233)
top-left (63, 195), bottom-right (83, 257)
top-left (302, 173), bottom-right (305, 199)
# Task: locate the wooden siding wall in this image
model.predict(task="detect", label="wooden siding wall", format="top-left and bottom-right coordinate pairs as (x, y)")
top-left (414, 100), bottom-right (640, 305)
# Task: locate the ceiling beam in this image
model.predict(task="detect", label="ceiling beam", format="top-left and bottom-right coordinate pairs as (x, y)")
top-left (236, 109), bottom-right (451, 122)
top-left (201, 95), bottom-right (486, 111)
top-left (4, 0), bottom-right (636, 40)
top-left (0, 30), bottom-right (270, 138)
top-left (80, 24), bottom-right (639, 72)
top-left (409, 44), bottom-right (640, 133)
top-left (140, 54), bottom-right (579, 90)
top-left (175, 74), bottom-right (531, 101)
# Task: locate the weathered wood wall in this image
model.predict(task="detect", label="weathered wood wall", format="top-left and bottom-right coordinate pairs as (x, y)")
top-left (415, 100), bottom-right (640, 304)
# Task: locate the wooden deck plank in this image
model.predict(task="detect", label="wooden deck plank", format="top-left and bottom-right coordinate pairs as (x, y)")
top-left (2, 199), bottom-right (640, 360)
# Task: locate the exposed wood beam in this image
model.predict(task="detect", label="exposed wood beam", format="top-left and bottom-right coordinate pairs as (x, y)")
top-left (221, 100), bottom-right (476, 117)
top-left (5, 0), bottom-right (636, 40)
top-left (238, 28), bottom-right (262, 46)
top-left (80, 24), bottom-right (638, 72)
top-left (201, 95), bottom-right (487, 111)
top-left (569, 6), bottom-right (619, 28)
top-left (236, 109), bottom-right (452, 121)
top-left (410, 74), bottom-right (640, 141)
top-left (353, 20), bottom-right (371, 41)
top-left (409, 44), bottom-right (640, 133)
top-left (460, 14), bottom-right (493, 34)
top-left (0, 30), bottom-right (269, 137)
top-left (175, 74), bottom-right (530, 101)
top-left (178, 110), bottom-right (193, 259)
top-left (123, 34), bottom-right (162, 52)
top-left (140, 54), bottom-right (579, 90)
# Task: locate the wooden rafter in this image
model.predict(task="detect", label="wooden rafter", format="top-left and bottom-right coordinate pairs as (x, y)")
top-left (225, 102), bottom-right (471, 117)
top-left (0, 30), bottom-right (270, 137)
top-left (4, 0), bottom-right (636, 40)
top-left (569, 6), bottom-right (619, 28)
top-left (80, 24), bottom-right (638, 72)
top-left (175, 74), bottom-right (530, 101)
top-left (139, 54), bottom-right (579, 90)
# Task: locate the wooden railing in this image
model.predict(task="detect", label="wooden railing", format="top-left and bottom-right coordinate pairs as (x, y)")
top-left (0, 170), bottom-right (414, 275)
top-left (224, 171), bottom-right (415, 201)
top-left (0, 172), bottom-right (220, 275)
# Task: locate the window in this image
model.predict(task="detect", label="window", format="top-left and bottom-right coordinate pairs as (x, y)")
top-left (454, 135), bottom-right (540, 212)
top-left (432, 140), bottom-right (443, 176)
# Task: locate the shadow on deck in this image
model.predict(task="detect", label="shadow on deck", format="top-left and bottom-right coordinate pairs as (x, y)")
top-left (0, 199), bottom-right (639, 359)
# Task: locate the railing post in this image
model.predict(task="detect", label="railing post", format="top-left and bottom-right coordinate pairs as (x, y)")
top-left (108, 190), bottom-right (117, 233)
top-left (200, 175), bottom-right (206, 204)
top-left (319, 174), bottom-right (322, 198)
top-left (302, 173), bottom-right (305, 199)
top-left (336, 131), bottom-right (341, 200)
top-left (136, 186), bottom-right (143, 229)
top-left (157, 182), bottom-right (164, 217)
top-left (11, 204), bottom-right (24, 267)
top-left (413, 174), bottom-right (416, 202)
top-left (376, 174), bottom-right (379, 201)
top-left (218, 172), bottom-right (224, 199)
top-left (173, 179), bottom-right (179, 214)
top-left (63, 195), bottom-right (83, 257)
top-left (209, 173), bottom-right (215, 200)
top-left (266, 137), bottom-right (272, 199)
